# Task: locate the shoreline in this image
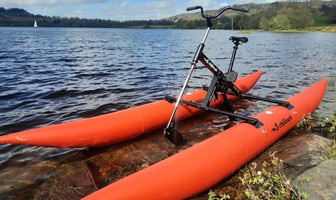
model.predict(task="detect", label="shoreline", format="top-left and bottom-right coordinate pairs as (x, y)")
top-left (1, 25), bottom-right (335, 33)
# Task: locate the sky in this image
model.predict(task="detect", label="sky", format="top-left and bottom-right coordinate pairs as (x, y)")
top-left (1, 0), bottom-right (277, 21)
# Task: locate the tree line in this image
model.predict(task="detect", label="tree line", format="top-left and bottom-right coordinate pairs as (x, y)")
top-left (0, 1), bottom-right (335, 30)
top-left (0, 8), bottom-right (174, 28)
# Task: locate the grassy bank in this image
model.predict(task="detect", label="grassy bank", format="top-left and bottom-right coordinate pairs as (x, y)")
top-left (237, 25), bottom-right (336, 33)
top-left (307, 25), bottom-right (336, 32)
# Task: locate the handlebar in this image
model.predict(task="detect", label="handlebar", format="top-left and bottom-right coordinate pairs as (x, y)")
top-left (186, 6), bottom-right (248, 20)
top-left (186, 6), bottom-right (202, 12)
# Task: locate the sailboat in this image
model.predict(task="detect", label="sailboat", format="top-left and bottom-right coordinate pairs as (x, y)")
top-left (34, 20), bottom-right (38, 28)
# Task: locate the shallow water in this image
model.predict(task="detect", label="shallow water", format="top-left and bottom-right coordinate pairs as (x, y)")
top-left (0, 27), bottom-right (335, 199)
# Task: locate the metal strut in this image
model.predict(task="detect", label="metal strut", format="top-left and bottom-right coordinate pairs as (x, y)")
top-left (163, 27), bottom-right (211, 145)
top-left (165, 96), bottom-right (264, 128)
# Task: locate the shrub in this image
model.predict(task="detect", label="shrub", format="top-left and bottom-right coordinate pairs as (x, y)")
top-left (321, 114), bottom-right (336, 132)
top-left (239, 152), bottom-right (308, 199)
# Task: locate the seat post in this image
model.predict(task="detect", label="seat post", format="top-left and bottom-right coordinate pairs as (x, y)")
top-left (228, 36), bottom-right (248, 72)
top-left (228, 44), bottom-right (239, 72)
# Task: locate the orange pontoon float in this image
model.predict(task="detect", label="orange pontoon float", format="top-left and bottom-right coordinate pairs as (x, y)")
top-left (0, 71), bottom-right (262, 148)
top-left (83, 78), bottom-right (328, 200)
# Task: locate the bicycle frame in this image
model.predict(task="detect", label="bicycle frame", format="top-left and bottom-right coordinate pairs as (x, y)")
top-left (164, 6), bottom-right (293, 145)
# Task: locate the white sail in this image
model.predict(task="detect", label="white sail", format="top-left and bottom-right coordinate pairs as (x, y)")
top-left (34, 20), bottom-right (38, 28)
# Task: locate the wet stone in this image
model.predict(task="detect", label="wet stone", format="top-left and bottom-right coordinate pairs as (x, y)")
top-left (270, 133), bottom-right (332, 180)
top-left (85, 130), bottom-right (178, 188)
top-left (84, 112), bottom-right (230, 190)
top-left (0, 161), bottom-right (57, 199)
top-left (35, 162), bottom-right (98, 200)
top-left (291, 160), bottom-right (336, 200)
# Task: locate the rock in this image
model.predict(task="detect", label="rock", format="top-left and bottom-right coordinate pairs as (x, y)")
top-left (291, 160), bottom-right (336, 200)
top-left (266, 133), bottom-right (333, 180)
top-left (0, 161), bottom-right (57, 199)
top-left (35, 162), bottom-right (98, 200)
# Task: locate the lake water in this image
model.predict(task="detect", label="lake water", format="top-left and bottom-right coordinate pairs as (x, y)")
top-left (0, 27), bottom-right (335, 198)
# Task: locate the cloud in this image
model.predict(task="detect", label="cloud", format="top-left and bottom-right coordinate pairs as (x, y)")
top-left (102, 0), bottom-right (181, 20)
top-left (0, 0), bottom-right (277, 21)
top-left (187, 0), bottom-right (215, 8)
top-left (1, 0), bottom-right (56, 6)
top-left (120, 0), bottom-right (128, 9)
top-left (186, 0), bottom-right (231, 10)
top-left (1, 0), bottom-right (232, 20)
top-left (1, 0), bottom-right (108, 6)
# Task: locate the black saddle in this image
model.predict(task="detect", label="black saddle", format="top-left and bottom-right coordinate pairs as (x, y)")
top-left (229, 36), bottom-right (248, 45)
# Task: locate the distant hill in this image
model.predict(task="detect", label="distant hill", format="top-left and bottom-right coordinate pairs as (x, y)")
top-left (0, 1), bottom-right (335, 30)
top-left (0, 7), bottom-right (35, 17)
top-left (166, 1), bottom-right (335, 21)
top-left (166, 1), bottom-right (336, 29)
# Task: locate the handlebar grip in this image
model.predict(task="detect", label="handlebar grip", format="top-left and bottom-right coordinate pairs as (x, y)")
top-left (232, 7), bottom-right (249, 13)
top-left (186, 6), bottom-right (202, 11)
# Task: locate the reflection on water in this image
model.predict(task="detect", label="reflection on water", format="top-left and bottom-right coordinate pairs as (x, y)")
top-left (0, 27), bottom-right (335, 199)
